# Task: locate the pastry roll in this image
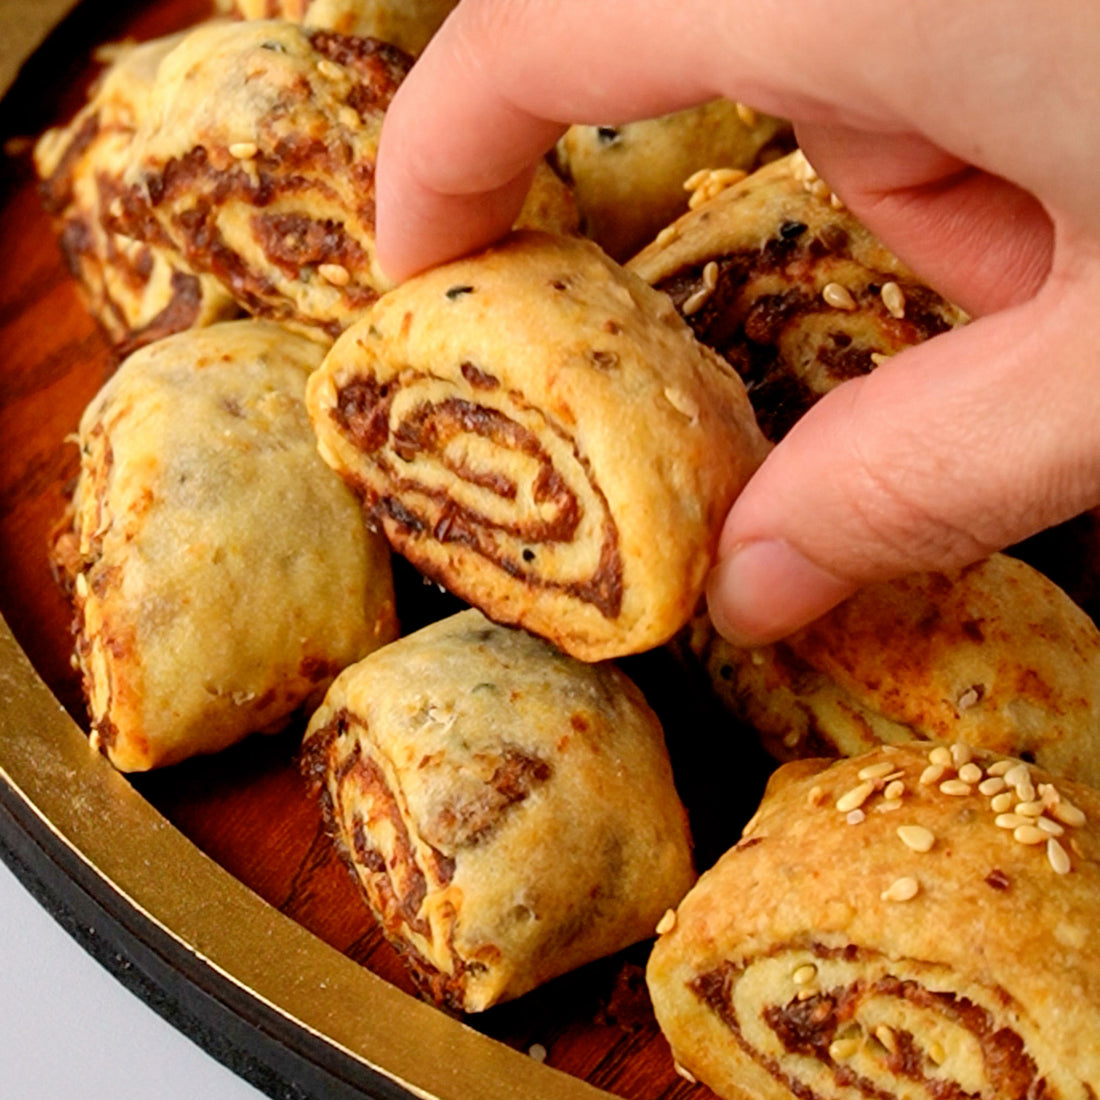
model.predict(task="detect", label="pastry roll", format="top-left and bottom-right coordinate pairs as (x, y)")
top-left (51, 319), bottom-right (397, 771)
top-left (629, 152), bottom-right (967, 441)
top-left (684, 553), bottom-right (1100, 787)
top-left (307, 230), bottom-right (769, 661)
top-left (215, 0), bottom-right (460, 55)
top-left (111, 20), bottom-right (412, 340)
top-left (647, 742), bottom-right (1100, 1100)
top-left (33, 33), bottom-right (238, 354)
top-left (301, 608), bottom-right (696, 1012)
top-left (554, 99), bottom-right (793, 262)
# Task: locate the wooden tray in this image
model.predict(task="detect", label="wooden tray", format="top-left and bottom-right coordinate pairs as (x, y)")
top-left (0, 2), bottom-right (773, 1097)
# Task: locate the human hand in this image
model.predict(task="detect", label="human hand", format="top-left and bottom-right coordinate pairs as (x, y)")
top-left (375, 0), bottom-right (1100, 645)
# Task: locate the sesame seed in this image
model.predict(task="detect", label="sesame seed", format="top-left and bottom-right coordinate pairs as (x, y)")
top-left (846, 809), bottom-right (866, 825)
top-left (807, 785), bottom-right (825, 807)
top-left (874, 1025), bottom-right (898, 1054)
top-left (858, 761), bottom-right (898, 781)
top-left (682, 168), bottom-right (712, 191)
top-left (338, 105), bottom-right (363, 130)
top-left (1013, 824), bottom-right (1047, 846)
top-left (979, 776), bottom-right (1007, 796)
top-left (884, 780), bottom-right (906, 801)
top-left (897, 824), bottom-right (935, 852)
top-left (681, 286), bottom-right (712, 316)
top-left (74, 572), bottom-right (89, 598)
top-left (1036, 817), bottom-right (1065, 837)
top-left (701, 261), bottom-right (719, 291)
top-left (317, 58), bottom-right (345, 81)
top-left (828, 1037), bottom-right (861, 1061)
top-left (950, 742), bottom-right (973, 768)
top-left (822, 282), bottom-right (857, 310)
top-left (956, 686), bottom-right (982, 710)
top-left (829, 191), bottom-right (846, 210)
top-left (1015, 799), bottom-right (1045, 817)
top-left (986, 760), bottom-right (1014, 777)
top-left (1051, 799), bottom-right (1087, 827)
top-left (920, 763), bottom-right (946, 786)
top-left (792, 964), bottom-right (817, 985)
top-left (869, 352), bottom-right (892, 366)
top-left (990, 791), bottom-right (1016, 814)
top-left (735, 102), bottom-right (758, 127)
top-left (881, 281), bottom-right (906, 319)
top-left (836, 780), bottom-right (875, 813)
top-left (958, 762), bottom-right (983, 785)
top-left (1047, 838), bottom-right (1072, 874)
top-left (655, 909), bottom-right (677, 935)
top-left (654, 224), bottom-right (679, 247)
top-left (881, 876), bottom-right (920, 902)
top-left (1004, 763), bottom-right (1031, 789)
top-left (1016, 781), bottom-right (1037, 803)
top-left (318, 263), bottom-right (351, 286)
top-left (939, 779), bottom-right (972, 797)
top-left (996, 813), bottom-right (1029, 829)
top-left (929, 745), bottom-right (954, 767)
top-left (663, 386), bottom-right (701, 420)
top-left (229, 141), bottom-right (259, 159)
top-left (674, 1062), bottom-right (697, 1084)
top-left (877, 799), bottom-right (902, 813)
top-left (928, 1040), bottom-right (946, 1066)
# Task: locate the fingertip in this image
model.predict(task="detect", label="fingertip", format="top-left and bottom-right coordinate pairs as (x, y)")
top-left (705, 539), bottom-right (858, 646)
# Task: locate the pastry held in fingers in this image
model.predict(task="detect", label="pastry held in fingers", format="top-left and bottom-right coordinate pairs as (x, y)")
top-left (683, 553), bottom-right (1100, 788)
top-left (301, 608), bottom-right (696, 1013)
top-left (629, 151), bottom-right (967, 442)
top-left (307, 230), bottom-right (769, 662)
top-left (51, 319), bottom-right (397, 771)
top-left (33, 32), bottom-right (238, 354)
top-left (647, 742), bottom-right (1100, 1100)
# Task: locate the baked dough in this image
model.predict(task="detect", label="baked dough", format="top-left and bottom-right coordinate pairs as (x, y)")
top-left (111, 19), bottom-right (412, 340)
top-left (629, 152), bottom-right (967, 441)
top-left (647, 741), bottom-right (1100, 1100)
top-left (215, 0), bottom-right (460, 55)
top-left (307, 230), bottom-right (769, 661)
top-left (51, 319), bottom-right (397, 771)
top-left (554, 99), bottom-right (793, 262)
top-left (683, 553), bottom-right (1100, 788)
top-left (301, 608), bottom-right (696, 1012)
top-left (33, 33), bottom-right (238, 354)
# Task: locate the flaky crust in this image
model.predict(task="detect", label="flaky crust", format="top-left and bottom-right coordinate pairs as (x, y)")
top-left (647, 743), bottom-right (1100, 1100)
top-left (52, 319), bottom-right (397, 771)
top-left (684, 554), bottom-right (1100, 787)
top-left (307, 230), bottom-right (769, 661)
top-left (33, 33), bottom-right (238, 353)
top-left (301, 609), bottom-right (696, 1012)
top-left (555, 99), bottom-right (793, 262)
top-left (629, 152), bottom-right (967, 441)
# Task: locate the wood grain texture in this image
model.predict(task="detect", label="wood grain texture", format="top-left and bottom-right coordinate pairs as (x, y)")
top-left (0, 3), bottom-right (775, 1097)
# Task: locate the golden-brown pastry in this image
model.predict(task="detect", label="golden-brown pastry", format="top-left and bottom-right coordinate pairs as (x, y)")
top-left (307, 230), bottom-right (769, 661)
top-left (629, 151), bottom-right (967, 441)
top-left (554, 99), bottom-right (793, 262)
top-left (33, 33), bottom-right (239, 354)
top-left (215, 0), bottom-right (459, 55)
top-left (51, 319), bottom-right (398, 772)
top-left (684, 553), bottom-right (1100, 788)
top-left (110, 19), bottom-right (413, 340)
top-left (301, 608), bottom-right (696, 1012)
top-left (647, 742), bottom-right (1100, 1100)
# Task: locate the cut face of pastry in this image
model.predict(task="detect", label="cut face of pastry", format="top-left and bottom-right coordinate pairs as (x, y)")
top-left (51, 319), bottom-right (398, 771)
top-left (301, 608), bottom-right (696, 1013)
top-left (647, 742), bottom-right (1100, 1100)
top-left (307, 230), bottom-right (769, 661)
top-left (214, 0), bottom-right (460, 55)
top-left (110, 19), bottom-right (413, 340)
top-left (554, 99), bottom-right (794, 262)
top-left (629, 151), bottom-right (967, 441)
top-left (683, 553), bottom-right (1100, 787)
top-left (33, 33), bottom-right (239, 354)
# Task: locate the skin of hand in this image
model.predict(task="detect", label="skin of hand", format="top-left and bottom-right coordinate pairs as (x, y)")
top-left (374, 0), bottom-right (1100, 645)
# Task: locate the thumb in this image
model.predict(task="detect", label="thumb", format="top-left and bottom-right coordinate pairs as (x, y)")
top-left (706, 266), bottom-right (1100, 644)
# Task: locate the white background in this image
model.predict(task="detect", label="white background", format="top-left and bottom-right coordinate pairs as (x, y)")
top-left (0, 855), bottom-right (263, 1100)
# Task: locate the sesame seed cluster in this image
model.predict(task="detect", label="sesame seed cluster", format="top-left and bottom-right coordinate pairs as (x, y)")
top-left (819, 742), bottom-right (1087, 900)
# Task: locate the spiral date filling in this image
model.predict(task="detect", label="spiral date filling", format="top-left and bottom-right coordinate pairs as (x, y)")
top-left (691, 952), bottom-right (1051, 1099)
top-left (332, 375), bottom-right (624, 618)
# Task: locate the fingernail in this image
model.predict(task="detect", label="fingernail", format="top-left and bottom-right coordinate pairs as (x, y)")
top-left (706, 539), bottom-right (857, 646)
